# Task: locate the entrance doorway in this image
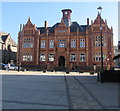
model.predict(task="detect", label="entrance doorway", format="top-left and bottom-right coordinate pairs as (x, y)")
top-left (58, 56), bottom-right (65, 67)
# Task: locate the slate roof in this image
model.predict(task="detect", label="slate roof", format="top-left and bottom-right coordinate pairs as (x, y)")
top-left (1, 35), bottom-right (8, 42)
top-left (70, 22), bottom-right (85, 32)
top-left (37, 22), bottom-right (87, 34)
top-left (81, 25), bottom-right (89, 31)
top-left (0, 34), bottom-right (17, 46)
top-left (48, 23), bottom-right (60, 33)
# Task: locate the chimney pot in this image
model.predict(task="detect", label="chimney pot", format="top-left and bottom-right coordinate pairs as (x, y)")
top-left (87, 18), bottom-right (89, 25)
top-left (45, 21), bottom-right (48, 29)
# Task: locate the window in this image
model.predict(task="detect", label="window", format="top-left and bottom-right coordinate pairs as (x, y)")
top-left (58, 40), bottom-right (66, 47)
top-left (41, 40), bottom-right (45, 48)
top-left (71, 39), bottom-right (76, 48)
top-left (49, 40), bottom-right (54, 48)
top-left (94, 55), bottom-right (101, 62)
top-left (58, 30), bottom-right (66, 33)
top-left (23, 38), bottom-right (33, 48)
top-left (23, 43), bottom-right (33, 48)
top-left (70, 54), bottom-right (76, 61)
top-left (48, 54), bottom-right (54, 61)
top-left (40, 54), bottom-right (45, 61)
top-left (94, 53), bottom-right (106, 62)
top-left (80, 53), bottom-right (86, 62)
top-left (93, 36), bottom-right (106, 47)
top-left (23, 53), bottom-right (32, 61)
top-left (59, 42), bottom-right (65, 47)
top-left (80, 39), bottom-right (85, 47)
top-left (95, 42), bottom-right (101, 47)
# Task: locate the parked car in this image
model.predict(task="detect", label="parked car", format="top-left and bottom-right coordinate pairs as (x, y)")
top-left (0, 63), bottom-right (6, 69)
top-left (114, 64), bottom-right (120, 70)
top-left (4, 64), bottom-right (18, 70)
top-left (116, 65), bottom-right (120, 68)
top-left (0, 63), bottom-right (6, 66)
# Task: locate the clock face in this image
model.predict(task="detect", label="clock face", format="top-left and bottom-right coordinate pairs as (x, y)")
top-left (65, 11), bottom-right (68, 14)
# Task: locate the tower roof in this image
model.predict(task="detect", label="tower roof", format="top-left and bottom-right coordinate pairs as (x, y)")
top-left (62, 9), bottom-right (72, 13)
top-left (93, 13), bottom-right (105, 24)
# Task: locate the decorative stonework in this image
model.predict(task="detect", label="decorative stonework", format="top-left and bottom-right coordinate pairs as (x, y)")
top-left (18, 9), bottom-right (114, 71)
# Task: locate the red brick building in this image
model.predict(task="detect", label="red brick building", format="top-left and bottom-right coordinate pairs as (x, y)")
top-left (18, 9), bottom-right (114, 71)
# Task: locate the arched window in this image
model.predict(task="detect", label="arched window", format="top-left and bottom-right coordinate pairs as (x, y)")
top-left (80, 53), bottom-right (86, 62)
top-left (40, 54), bottom-right (45, 61)
top-left (48, 54), bottom-right (54, 61)
top-left (70, 54), bottom-right (76, 61)
top-left (94, 53), bottom-right (106, 62)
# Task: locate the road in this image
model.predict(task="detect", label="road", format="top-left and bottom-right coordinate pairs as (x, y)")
top-left (1, 71), bottom-right (119, 110)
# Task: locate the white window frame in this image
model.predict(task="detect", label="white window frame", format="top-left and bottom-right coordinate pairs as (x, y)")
top-left (70, 54), bottom-right (76, 61)
top-left (48, 54), bottom-right (54, 61)
top-left (40, 54), bottom-right (46, 61)
top-left (49, 40), bottom-right (54, 48)
top-left (80, 53), bottom-right (86, 62)
top-left (23, 38), bottom-right (33, 48)
top-left (58, 40), bottom-right (66, 47)
top-left (80, 39), bottom-right (85, 47)
top-left (23, 53), bottom-right (33, 61)
top-left (71, 39), bottom-right (76, 48)
top-left (41, 40), bottom-right (45, 48)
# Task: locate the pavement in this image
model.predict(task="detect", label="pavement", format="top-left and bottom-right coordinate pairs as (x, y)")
top-left (0, 70), bottom-right (119, 110)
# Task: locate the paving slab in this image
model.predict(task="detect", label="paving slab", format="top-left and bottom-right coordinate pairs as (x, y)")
top-left (1, 70), bottom-right (119, 110)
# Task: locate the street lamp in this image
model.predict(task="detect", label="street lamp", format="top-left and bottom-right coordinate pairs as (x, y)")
top-left (107, 58), bottom-right (109, 64)
top-left (18, 24), bottom-right (22, 72)
top-left (97, 6), bottom-right (104, 72)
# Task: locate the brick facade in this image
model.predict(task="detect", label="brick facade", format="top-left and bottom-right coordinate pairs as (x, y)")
top-left (18, 9), bottom-right (114, 71)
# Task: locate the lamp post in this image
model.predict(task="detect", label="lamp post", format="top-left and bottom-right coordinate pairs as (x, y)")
top-left (18, 24), bottom-right (22, 72)
top-left (97, 6), bottom-right (104, 72)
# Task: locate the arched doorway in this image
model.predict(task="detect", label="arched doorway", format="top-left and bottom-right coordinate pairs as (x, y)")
top-left (58, 56), bottom-right (65, 67)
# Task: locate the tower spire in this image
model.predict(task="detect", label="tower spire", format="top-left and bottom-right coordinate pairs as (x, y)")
top-left (28, 17), bottom-right (30, 22)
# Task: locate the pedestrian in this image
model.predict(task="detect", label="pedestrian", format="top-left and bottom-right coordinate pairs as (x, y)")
top-left (7, 63), bottom-right (10, 71)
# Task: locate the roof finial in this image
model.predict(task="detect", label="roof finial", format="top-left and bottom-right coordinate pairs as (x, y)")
top-left (111, 26), bottom-right (113, 31)
top-left (28, 17), bottom-right (30, 22)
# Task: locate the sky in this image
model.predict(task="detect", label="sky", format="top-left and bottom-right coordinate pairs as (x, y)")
top-left (1, 1), bottom-right (118, 46)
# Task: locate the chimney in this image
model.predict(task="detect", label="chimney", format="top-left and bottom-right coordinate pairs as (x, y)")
top-left (87, 18), bottom-right (89, 25)
top-left (44, 21), bottom-right (48, 29)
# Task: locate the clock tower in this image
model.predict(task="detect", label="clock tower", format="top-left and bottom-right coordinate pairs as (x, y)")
top-left (62, 9), bottom-right (72, 27)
